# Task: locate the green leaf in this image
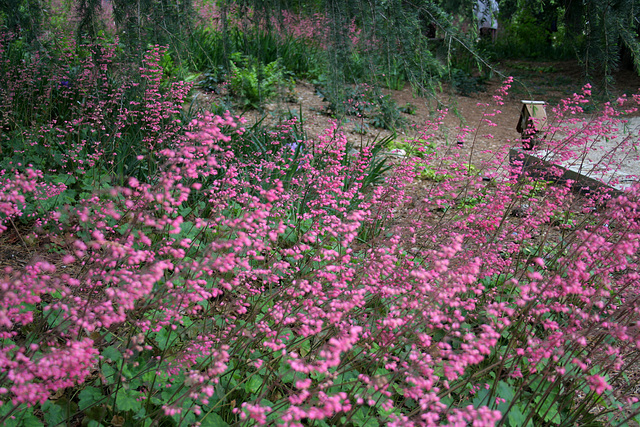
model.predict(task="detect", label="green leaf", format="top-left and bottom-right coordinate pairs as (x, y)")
top-left (198, 412), bottom-right (229, 427)
top-left (507, 404), bottom-right (532, 427)
top-left (41, 400), bottom-right (64, 426)
top-left (176, 405), bottom-right (197, 427)
top-left (299, 340), bottom-right (311, 357)
top-left (122, 361), bottom-right (144, 380)
top-left (116, 390), bottom-right (143, 412)
top-left (19, 303), bottom-right (36, 315)
top-left (101, 346), bottom-right (122, 362)
top-left (496, 381), bottom-right (515, 414)
top-left (162, 388), bottom-right (176, 403)
top-left (472, 388), bottom-right (491, 408)
top-left (245, 375), bottom-right (263, 394)
top-left (534, 391), bottom-right (560, 423)
top-left (83, 404), bottom-right (108, 425)
top-left (353, 407), bottom-right (379, 427)
top-left (44, 308), bottom-right (64, 328)
top-left (181, 316), bottom-right (194, 328)
top-left (101, 363), bottom-right (117, 385)
top-left (78, 387), bottom-right (105, 410)
top-left (155, 328), bottom-right (173, 351)
top-left (281, 368), bottom-right (305, 384)
top-left (21, 414), bottom-right (44, 427)
top-left (51, 174), bottom-right (76, 185)
top-left (2, 405), bottom-right (43, 427)
top-left (15, 410), bottom-right (44, 427)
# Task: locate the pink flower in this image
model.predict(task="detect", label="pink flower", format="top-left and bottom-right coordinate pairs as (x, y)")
top-left (588, 375), bottom-right (612, 395)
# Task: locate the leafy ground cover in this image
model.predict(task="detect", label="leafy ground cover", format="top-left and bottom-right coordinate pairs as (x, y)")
top-left (1, 3), bottom-right (640, 427)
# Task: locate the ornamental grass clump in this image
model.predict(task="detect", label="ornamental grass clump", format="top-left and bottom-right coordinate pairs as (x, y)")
top-left (0, 77), bottom-right (639, 427)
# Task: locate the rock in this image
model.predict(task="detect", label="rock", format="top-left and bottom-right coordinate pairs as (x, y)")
top-left (385, 148), bottom-right (407, 157)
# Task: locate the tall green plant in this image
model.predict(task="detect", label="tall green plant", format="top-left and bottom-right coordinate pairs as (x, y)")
top-left (0, 0), bottom-right (42, 42)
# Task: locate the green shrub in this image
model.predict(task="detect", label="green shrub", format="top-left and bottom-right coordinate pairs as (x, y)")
top-left (380, 59), bottom-right (406, 90)
top-left (320, 84), bottom-right (405, 130)
top-left (399, 102), bottom-right (416, 115)
top-left (320, 83), bottom-right (374, 117)
top-left (184, 26), bottom-right (227, 71)
top-left (198, 65), bottom-right (226, 93)
top-left (369, 94), bottom-right (405, 130)
top-left (450, 68), bottom-right (486, 96)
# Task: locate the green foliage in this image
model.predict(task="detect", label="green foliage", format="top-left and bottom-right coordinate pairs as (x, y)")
top-left (160, 50), bottom-right (201, 88)
top-left (0, 402), bottom-right (42, 426)
top-left (496, 0), bottom-right (640, 82)
top-left (0, 0), bottom-right (42, 42)
top-left (388, 138), bottom-right (435, 159)
top-left (184, 24), bottom-right (319, 81)
top-left (346, 135), bottom-right (394, 196)
top-left (320, 84), bottom-right (405, 131)
top-left (493, 8), bottom-right (557, 60)
top-left (185, 26), bottom-right (228, 72)
top-left (450, 68), bottom-right (486, 96)
top-left (353, 122), bottom-right (369, 135)
top-left (319, 83), bottom-right (372, 117)
top-left (580, 0), bottom-right (640, 87)
top-left (199, 66), bottom-right (227, 93)
top-left (233, 29), bottom-right (317, 78)
top-left (369, 94), bottom-right (405, 130)
top-left (381, 61), bottom-right (406, 91)
top-left (399, 102), bottom-right (416, 115)
top-left (228, 55), bottom-right (295, 109)
top-left (509, 176), bottom-right (553, 200)
top-left (236, 0), bottom-right (451, 101)
top-left (386, 137), bottom-right (443, 183)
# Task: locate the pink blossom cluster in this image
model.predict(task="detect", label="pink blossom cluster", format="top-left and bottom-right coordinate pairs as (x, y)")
top-left (0, 76), bottom-right (639, 426)
top-left (0, 169), bottom-right (44, 231)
